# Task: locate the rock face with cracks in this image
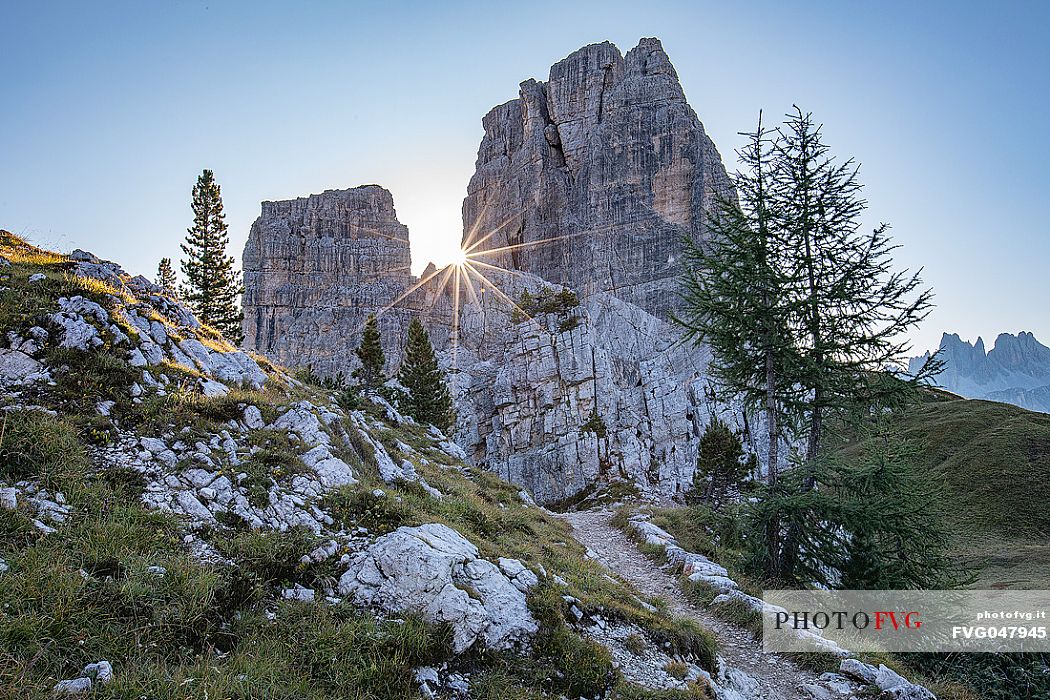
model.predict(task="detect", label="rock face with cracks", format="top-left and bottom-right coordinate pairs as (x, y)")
top-left (239, 39), bottom-right (759, 505)
top-left (338, 523), bottom-right (538, 653)
top-left (462, 38), bottom-right (733, 320)
top-left (241, 185), bottom-right (415, 378)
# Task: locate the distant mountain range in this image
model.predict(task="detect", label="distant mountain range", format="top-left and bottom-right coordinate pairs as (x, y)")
top-left (909, 331), bottom-right (1050, 413)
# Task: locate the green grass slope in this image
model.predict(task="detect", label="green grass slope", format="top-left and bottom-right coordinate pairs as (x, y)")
top-left (0, 232), bottom-right (716, 699)
top-left (833, 394), bottom-right (1050, 588)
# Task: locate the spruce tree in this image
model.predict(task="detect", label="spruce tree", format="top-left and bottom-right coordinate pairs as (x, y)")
top-left (398, 319), bottom-right (456, 433)
top-left (156, 257), bottom-right (177, 292)
top-left (180, 169), bottom-right (243, 342)
top-left (691, 418), bottom-right (753, 509)
top-left (353, 314), bottom-right (387, 392)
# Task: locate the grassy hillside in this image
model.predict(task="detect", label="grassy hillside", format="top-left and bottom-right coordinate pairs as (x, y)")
top-left (833, 394), bottom-right (1050, 588)
top-left (0, 232), bottom-right (716, 699)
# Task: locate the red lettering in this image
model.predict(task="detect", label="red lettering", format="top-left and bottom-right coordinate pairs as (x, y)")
top-left (874, 611), bottom-right (900, 631)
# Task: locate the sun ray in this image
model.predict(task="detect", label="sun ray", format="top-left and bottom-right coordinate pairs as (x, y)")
top-left (460, 262), bottom-right (483, 312)
top-left (462, 209), bottom-right (526, 255)
top-left (460, 202), bottom-right (491, 252)
top-left (451, 264), bottom-right (462, 383)
top-left (373, 262), bottom-right (450, 319)
top-left (428, 265), bottom-right (458, 316)
top-left (466, 228), bottom-right (596, 258)
top-left (359, 231), bottom-right (414, 245)
top-left (465, 257), bottom-right (531, 279)
top-left (462, 261), bottom-right (541, 329)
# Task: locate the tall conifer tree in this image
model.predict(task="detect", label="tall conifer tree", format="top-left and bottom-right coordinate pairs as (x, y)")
top-left (676, 115), bottom-right (803, 577)
top-left (769, 109), bottom-right (936, 580)
top-left (180, 169), bottom-right (243, 342)
top-left (156, 257), bottom-right (177, 292)
top-left (353, 314), bottom-right (387, 392)
top-left (680, 108), bottom-right (941, 583)
top-left (772, 107), bottom-right (935, 464)
top-left (397, 319), bottom-right (456, 433)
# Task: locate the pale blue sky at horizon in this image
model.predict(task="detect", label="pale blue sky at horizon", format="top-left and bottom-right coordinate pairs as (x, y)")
top-left (2, 0), bottom-right (1047, 354)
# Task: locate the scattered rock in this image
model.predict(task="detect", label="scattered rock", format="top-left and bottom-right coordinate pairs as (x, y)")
top-left (243, 405), bottom-right (264, 429)
top-left (52, 677), bottom-right (92, 695)
top-left (1, 487), bottom-right (17, 510)
top-left (82, 660), bottom-right (113, 685)
top-left (0, 349), bottom-right (48, 385)
top-left (49, 309), bottom-right (102, 350)
top-left (839, 659), bottom-right (879, 684)
top-left (838, 660), bottom-right (936, 699)
top-left (281, 584), bottom-right (316, 602)
top-left (338, 523), bottom-right (538, 653)
top-left (51, 660), bottom-right (113, 695)
top-left (874, 664), bottom-right (936, 700)
top-left (200, 379), bottom-right (230, 397)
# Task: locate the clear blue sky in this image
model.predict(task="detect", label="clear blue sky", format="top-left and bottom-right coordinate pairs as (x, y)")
top-left (2, 0), bottom-right (1047, 353)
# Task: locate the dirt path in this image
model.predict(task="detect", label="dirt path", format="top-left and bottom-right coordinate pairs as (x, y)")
top-left (561, 509), bottom-right (824, 700)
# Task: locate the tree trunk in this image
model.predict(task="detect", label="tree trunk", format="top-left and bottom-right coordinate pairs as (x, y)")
top-left (764, 347), bottom-right (781, 579)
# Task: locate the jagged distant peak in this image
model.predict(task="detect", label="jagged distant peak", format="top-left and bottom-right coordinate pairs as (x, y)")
top-left (914, 330), bottom-right (1050, 413)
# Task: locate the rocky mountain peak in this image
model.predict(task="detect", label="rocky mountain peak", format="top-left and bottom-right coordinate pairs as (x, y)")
top-left (242, 38), bottom-right (743, 504)
top-left (462, 37), bottom-right (733, 319)
top-left (914, 330), bottom-right (1050, 413)
top-left (242, 184), bottom-right (414, 374)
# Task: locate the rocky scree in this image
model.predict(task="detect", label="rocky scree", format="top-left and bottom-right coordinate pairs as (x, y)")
top-left (1, 234), bottom-right (734, 698)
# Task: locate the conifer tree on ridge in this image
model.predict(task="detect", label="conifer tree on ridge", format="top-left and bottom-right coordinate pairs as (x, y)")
top-left (397, 319), bottom-right (456, 433)
top-left (180, 169), bottom-right (243, 342)
top-left (156, 257), bottom-right (177, 292)
top-left (353, 314), bottom-right (387, 392)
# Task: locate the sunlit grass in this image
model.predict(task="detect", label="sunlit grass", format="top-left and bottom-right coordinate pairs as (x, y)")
top-left (0, 230), bottom-right (67, 266)
top-left (62, 271), bottom-right (138, 305)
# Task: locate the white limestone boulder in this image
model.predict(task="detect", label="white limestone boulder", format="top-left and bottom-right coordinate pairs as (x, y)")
top-left (0, 349), bottom-right (48, 385)
top-left (338, 523), bottom-right (538, 653)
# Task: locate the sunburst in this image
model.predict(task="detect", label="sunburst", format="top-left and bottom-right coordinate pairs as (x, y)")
top-left (367, 215), bottom-right (580, 388)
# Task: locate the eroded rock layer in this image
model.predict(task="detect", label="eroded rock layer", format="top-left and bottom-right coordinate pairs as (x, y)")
top-left (462, 38), bottom-right (732, 319)
top-left (241, 39), bottom-right (748, 504)
top-left (242, 185), bottom-right (414, 377)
